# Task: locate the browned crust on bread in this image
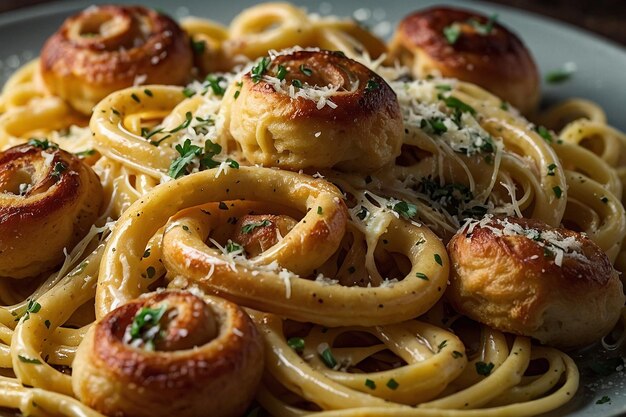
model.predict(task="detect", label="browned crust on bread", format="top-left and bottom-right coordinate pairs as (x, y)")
top-left (447, 216), bottom-right (624, 348)
top-left (75, 291), bottom-right (264, 417)
top-left (0, 143), bottom-right (102, 278)
top-left (391, 7), bottom-right (540, 113)
top-left (40, 5), bottom-right (192, 113)
top-left (245, 50), bottom-right (400, 122)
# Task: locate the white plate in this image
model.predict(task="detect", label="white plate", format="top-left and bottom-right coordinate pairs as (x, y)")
top-left (0, 1), bottom-right (624, 416)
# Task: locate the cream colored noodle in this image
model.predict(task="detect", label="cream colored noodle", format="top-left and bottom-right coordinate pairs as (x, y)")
top-left (0, 3), bottom-right (623, 417)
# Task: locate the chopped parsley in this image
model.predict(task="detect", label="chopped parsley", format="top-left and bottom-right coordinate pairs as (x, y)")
top-left (415, 272), bottom-right (429, 280)
top-left (552, 186), bottom-right (563, 199)
top-left (18, 355), bottom-right (42, 364)
top-left (386, 378), bottom-right (399, 390)
top-left (287, 337), bottom-right (305, 352)
top-left (251, 57), bottom-right (270, 83)
top-left (596, 396), bottom-right (611, 405)
top-left (442, 96), bottom-right (476, 116)
top-left (28, 138), bottom-right (57, 150)
top-left (434, 254), bottom-right (443, 266)
top-left (144, 89), bottom-right (153, 97)
top-left (128, 305), bottom-right (167, 351)
top-left (167, 139), bottom-right (224, 179)
top-left (421, 117), bottom-right (447, 135)
top-left (168, 139), bottom-right (202, 179)
top-left (169, 111), bottom-right (193, 133)
top-left (535, 125), bottom-right (553, 143)
top-left (74, 149), bottom-right (96, 158)
top-left (276, 64), bottom-right (288, 81)
top-left (183, 87), bottom-right (196, 98)
top-left (547, 163), bottom-right (557, 176)
top-left (131, 93), bottom-right (140, 103)
top-left (319, 345), bottom-right (337, 368)
top-left (601, 196), bottom-right (609, 204)
top-left (145, 266), bottom-right (156, 279)
top-left (191, 39), bottom-right (206, 54)
top-left (545, 63), bottom-right (576, 84)
top-left (317, 206), bottom-right (323, 215)
top-left (205, 75), bottom-right (227, 96)
top-left (452, 350), bottom-right (464, 358)
top-left (242, 220), bottom-right (271, 234)
top-left (299, 64), bottom-right (313, 76)
top-left (15, 299), bottom-right (41, 322)
top-left (226, 240), bottom-right (243, 253)
top-left (291, 79), bottom-right (303, 88)
top-left (468, 14), bottom-right (498, 35)
top-left (476, 361), bottom-right (495, 376)
top-left (437, 340), bottom-right (448, 352)
top-left (365, 79), bottom-right (379, 92)
top-left (365, 379), bottom-right (376, 389)
top-left (44, 320), bottom-right (51, 329)
top-left (444, 14), bottom-right (498, 45)
top-left (443, 24), bottom-right (461, 44)
top-left (51, 162), bottom-right (66, 180)
top-left (392, 200), bottom-right (417, 219)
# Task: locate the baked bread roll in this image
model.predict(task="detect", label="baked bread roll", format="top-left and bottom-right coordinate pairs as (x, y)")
top-left (220, 49), bottom-right (403, 172)
top-left (389, 7), bottom-right (540, 115)
top-left (40, 5), bottom-right (193, 115)
top-left (0, 141), bottom-right (102, 278)
top-left (73, 290), bottom-right (263, 417)
top-left (447, 215), bottom-right (624, 348)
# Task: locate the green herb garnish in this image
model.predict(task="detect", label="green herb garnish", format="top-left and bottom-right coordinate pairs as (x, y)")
top-left (476, 361), bottom-right (495, 376)
top-left (319, 345), bottom-right (337, 368)
top-left (128, 305), bottom-right (167, 351)
top-left (276, 64), bottom-right (288, 81)
top-left (299, 64), bottom-right (313, 76)
top-left (18, 355), bottom-right (42, 364)
top-left (251, 57), bottom-right (270, 83)
top-left (415, 272), bottom-right (429, 280)
top-left (242, 220), bottom-right (271, 234)
top-left (191, 39), bottom-right (206, 54)
top-left (168, 139), bottom-right (202, 178)
top-left (205, 75), bottom-right (226, 96)
top-left (443, 24), bottom-right (461, 44)
top-left (365, 79), bottom-right (379, 92)
top-left (287, 337), bottom-right (305, 352)
top-left (392, 200), bottom-right (417, 219)
top-left (386, 378), bottom-right (399, 390)
top-left (169, 111), bottom-right (193, 133)
top-left (226, 240), bottom-right (243, 253)
top-left (28, 138), bottom-right (57, 150)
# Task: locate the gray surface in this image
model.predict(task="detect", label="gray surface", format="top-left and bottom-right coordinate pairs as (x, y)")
top-left (0, 1), bottom-right (625, 416)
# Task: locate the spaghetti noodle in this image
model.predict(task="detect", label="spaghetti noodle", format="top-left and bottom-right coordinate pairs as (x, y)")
top-left (0, 3), bottom-right (623, 417)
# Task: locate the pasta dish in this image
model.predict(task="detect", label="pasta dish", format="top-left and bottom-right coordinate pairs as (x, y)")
top-left (0, 3), bottom-right (624, 416)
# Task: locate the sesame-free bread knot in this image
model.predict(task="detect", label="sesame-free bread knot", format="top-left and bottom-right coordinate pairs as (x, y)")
top-left (72, 290), bottom-right (264, 417)
top-left (389, 7), bottom-right (540, 115)
top-left (0, 142), bottom-right (102, 278)
top-left (40, 5), bottom-right (193, 114)
top-left (220, 49), bottom-right (403, 172)
top-left (447, 215), bottom-right (624, 349)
